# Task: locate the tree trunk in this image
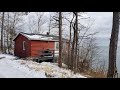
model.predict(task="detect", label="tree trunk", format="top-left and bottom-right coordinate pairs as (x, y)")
top-left (74, 12), bottom-right (78, 73)
top-left (58, 12), bottom-right (62, 67)
top-left (107, 12), bottom-right (120, 78)
top-left (6, 31), bottom-right (9, 53)
top-left (1, 12), bottom-right (5, 53)
top-left (68, 22), bottom-right (72, 68)
top-left (7, 13), bottom-right (10, 54)
top-left (71, 13), bottom-right (77, 70)
top-left (71, 28), bottom-right (76, 70)
top-left (3, 28), bottom-right (6, 53)
top-left (48, 15), bottom-right (52, 34)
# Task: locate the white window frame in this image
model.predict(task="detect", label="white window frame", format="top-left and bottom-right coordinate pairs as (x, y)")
top-left (23, 41), bottom-right (26, 50)
top-left (55, 42), bottom-right (59, 50)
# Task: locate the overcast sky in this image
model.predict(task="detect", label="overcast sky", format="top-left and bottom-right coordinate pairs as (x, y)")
top-left (87, 12), bottom-right (113, 38)
top-left (24, 12), bottom-right (113, 37)
top-left (86, 12), bottom-right (113, 46)
top-left (86, 12), bottom-right (120, 46)
top-left (22, 12), bottom-right (117, 46)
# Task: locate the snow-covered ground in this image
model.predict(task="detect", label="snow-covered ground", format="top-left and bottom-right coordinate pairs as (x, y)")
top-left (0, 54), bottom-right (86, 78)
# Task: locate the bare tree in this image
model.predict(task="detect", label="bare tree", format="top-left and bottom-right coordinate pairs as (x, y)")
top-left (78, 36), bottom-right (98, 72)
top-left (49, 12), bottom-right (61, 35)
top-left (28, 12), bottom-right (46, 34)
top-left (64, 13), bottom-right (75, 68)
top-left (1, 12), bottom-right (5, 53)
top-left (49, 12), bottom-right (63, 67)
top-left (74, 12), bottom-right (79, 73)
top-left (70, 12), bottom-right (79, 72)
top-left (36, 12), bottom-right (46, 33)
top-left (107, 12), bottom-right (120, 78)
top-left (2, 12), bottom-right (25, 54)
top-left (6, 12), bottom-right (10, 53)
top-left (58, 12), bottom-right (62, 67)
top-left (48, 14), bottom-right (52, 34)
top-left (63, 12), bottom-right (95, 72)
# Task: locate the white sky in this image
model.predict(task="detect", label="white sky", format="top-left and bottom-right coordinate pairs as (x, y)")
top-left (21, 12), bottom-right (118, 46)
top-left (23, 12), bottom-right (113, 37)
top-left (87, 12), bottom-right (113, 38)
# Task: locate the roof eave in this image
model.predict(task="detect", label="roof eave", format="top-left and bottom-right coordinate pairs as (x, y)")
top-left (30, 39), bottom-right (59, 42)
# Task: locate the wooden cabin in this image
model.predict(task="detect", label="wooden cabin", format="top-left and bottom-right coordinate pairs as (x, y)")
top-left (13, 32), bottom-right (68, 58)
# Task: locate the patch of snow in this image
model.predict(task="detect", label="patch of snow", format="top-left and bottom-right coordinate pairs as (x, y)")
top-left (25, 34), bottom-right (42, 40)
top-left (0, 54), bottom-right (86, 78)
top-left (23, 33), bottom-right (54, 41)
top-left (0, 54), bottom-right (17, 60)
top-left (0, 55), bottom-right (46, 78)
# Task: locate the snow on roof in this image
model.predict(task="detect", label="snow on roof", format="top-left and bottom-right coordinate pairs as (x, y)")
top-left (24, 34), bottom-right (54, 41)
top-left (13, 32), bottom-right (69, 42)
top-left (13, 32), bottom-right (59, 41)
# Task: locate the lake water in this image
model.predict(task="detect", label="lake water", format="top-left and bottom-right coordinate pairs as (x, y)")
top-left (97, 45), bottom-right (120, 73)
top-left (94, 37), bottom-right (120, 73)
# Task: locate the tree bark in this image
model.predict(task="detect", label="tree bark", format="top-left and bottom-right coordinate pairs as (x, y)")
top-left (71, 26), bottom-right (76, 70)
top-left (3, 27), bottom-right (6, 53)
top-left (6, 31), bottom-right (9, 53)
top-left (58, 12), bottom-right (62, 67)
top-left (1, 12), bottom-right (5, 53)
top-left (74, 12), bottom-right (78, 73)
top-left (48, 14), bottom-right (52, 34)
top-left (71, 13), bottom-right (77, 70)
top-left (68, 22), bottom-right (72, 68)
top-left (107, 12), bottom-right (120, 78)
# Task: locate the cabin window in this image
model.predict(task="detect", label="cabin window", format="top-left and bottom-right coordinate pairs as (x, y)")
top-left (23, 41), bottom-right (26, 50)
top-left (55, 42), bottom-right (59, 50)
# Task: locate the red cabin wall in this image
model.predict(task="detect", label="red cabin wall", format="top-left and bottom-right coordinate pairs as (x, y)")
top-left (14, 34), bottom-right (31, 58)
top-left (30, 40), bottom-right (55, 57)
